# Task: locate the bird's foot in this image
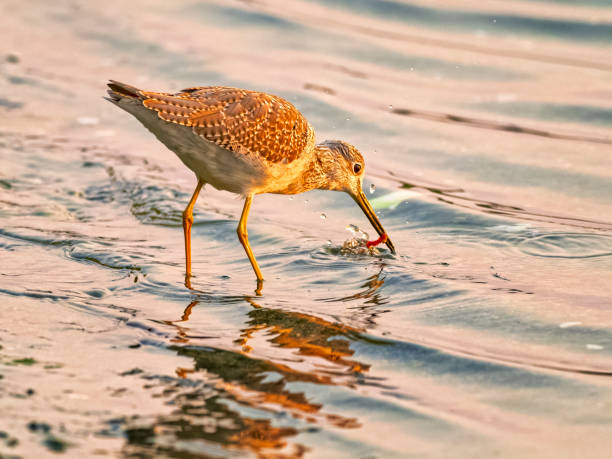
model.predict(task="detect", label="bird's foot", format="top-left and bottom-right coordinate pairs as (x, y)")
top-left (184, 274), bottom-right (193, 290)
top-left (255, 279), bottom-right (264, 296)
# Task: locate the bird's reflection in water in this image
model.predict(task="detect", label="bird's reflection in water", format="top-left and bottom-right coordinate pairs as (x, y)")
top-left (236, 297), bottom-right (370, 376)
top-left (119, 272), bottom-right (387, 458)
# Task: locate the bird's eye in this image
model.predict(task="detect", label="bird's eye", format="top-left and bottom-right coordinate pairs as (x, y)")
top-left (353, 163), bottom-right (362, 174)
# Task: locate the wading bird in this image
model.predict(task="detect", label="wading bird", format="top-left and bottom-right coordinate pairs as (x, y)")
top-left (106, 81), bottom-right (395, 289)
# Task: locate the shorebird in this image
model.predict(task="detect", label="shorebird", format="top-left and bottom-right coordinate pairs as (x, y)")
top-left (105, 81), bottom-right (395, 287)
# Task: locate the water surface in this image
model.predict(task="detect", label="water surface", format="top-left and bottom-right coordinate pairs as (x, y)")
top-left (1, 0), bottom-right (612, 457)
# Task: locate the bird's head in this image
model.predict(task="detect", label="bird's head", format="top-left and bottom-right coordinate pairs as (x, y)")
top-left (315, 140), bottom-right (396, 254)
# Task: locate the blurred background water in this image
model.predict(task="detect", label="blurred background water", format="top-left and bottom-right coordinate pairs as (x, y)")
top-left (1, 0), bottom-right (612, 457)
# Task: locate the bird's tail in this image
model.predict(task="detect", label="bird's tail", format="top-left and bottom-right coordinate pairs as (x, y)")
top-left (105, 80), bottom-right (144, 103)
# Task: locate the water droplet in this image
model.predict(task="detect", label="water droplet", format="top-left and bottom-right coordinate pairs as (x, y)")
top-left (288, 196), bottom-right (293, 200)
top-left (369, 184), bottom-right (376, 194)
top-left (326, 240), bottom-right (332, 245)
top-left (587, 344), bottom-right (604, 350)
top-left (304, 199), bottom-right (309, 205)
top-left (388, 105), bottom-right (393, 110)
top-left (345, 224), bottom-right (368, 239)
top-left (320, 213), bottom-right (327, 220)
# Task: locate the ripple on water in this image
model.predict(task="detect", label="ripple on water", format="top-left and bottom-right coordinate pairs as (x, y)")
top-left (517, 232), bottom-right (612, 259)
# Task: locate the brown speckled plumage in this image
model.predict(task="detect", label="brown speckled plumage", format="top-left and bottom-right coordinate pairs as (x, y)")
top-left (111, 82), bottom-right (311, 164)
top-left (105, 80), bottom-right (395, 285)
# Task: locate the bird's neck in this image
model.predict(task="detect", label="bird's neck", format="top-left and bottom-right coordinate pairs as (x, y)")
top-left (300, 145), bottom-right (341, 193)
top-left (272, 146), bottom-right (340, 195)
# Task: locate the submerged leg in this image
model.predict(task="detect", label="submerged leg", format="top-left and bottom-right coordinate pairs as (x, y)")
top-left (183, 179), bottom-right (205, 280)
top-left (237, 194), bottom-right (264, 283)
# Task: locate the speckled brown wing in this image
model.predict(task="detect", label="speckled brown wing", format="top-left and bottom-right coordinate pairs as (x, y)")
top-left (140, 86), bottom-right (312, 164)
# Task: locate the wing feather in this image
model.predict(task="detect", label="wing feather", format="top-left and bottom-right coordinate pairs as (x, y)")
top-left (138, 86), bottom-right (312, 163)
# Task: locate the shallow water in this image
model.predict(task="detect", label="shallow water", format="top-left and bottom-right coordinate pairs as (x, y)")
top-left (1, 0), bottom-right (612, 457)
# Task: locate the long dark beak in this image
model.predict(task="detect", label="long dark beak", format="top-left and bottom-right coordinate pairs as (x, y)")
top-left (352, 189), bottom-right (396, 254)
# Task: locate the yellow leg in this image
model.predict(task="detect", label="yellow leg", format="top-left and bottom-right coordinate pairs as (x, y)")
top-left (183, 179), bottom-right (205, 281)
top-left (237, 194), bottom-right (264, 283)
